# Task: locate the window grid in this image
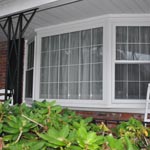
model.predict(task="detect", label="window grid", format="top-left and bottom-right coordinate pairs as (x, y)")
top-left (25, 42), bottom-right (34, 98)
top-left (115, 26), bottom-right (150, 100)
top-left (40, 27), bottom-right (103, 100)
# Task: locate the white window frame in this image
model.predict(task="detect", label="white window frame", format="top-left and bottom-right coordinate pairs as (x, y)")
top-left (24, 14), bottom-right (150, 112)
top-left (111, 16), bottom-right (150, 105)
top-left (23, 38), bottom-right (36, 104)
top-left (34, 16), bottom-right (108, 108)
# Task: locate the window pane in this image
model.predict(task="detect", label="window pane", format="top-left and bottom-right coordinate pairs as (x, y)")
top-left (60, 50), bottom-right (69, 66)
top-left (80, 47), bottom-right (90, 64)
top-left (128, 64), bottom-right (139, 81)
top-left (81, 30), bottom-right (91, 47)
top-left (60, 33), bottom-right (69, 49)
top-left (25, 70), bottom-right (33, 98)
top-left (128, 27), bottom-right (139, 43)
top-left (92, 46), bottom-right (103, 63)
top-left (140, 44), bottom-right (150, 60)
top-left (27, 42), bottom-right (34, 69)
top-left (128, 82), bottom-right (139, 99)
top-left (92, 27), bottom-right (103, 45)
top-left (115, 64), bottom-right (127, 81)
top-left (40, 68), bottom-right (49, 82)
top-left (51, 35), bottom-right (59, 50)
top-left (41, 52), bottom-right (49, 67)
top-left (128, 44), bottom-right (139, 60)
top-left (70, 48), bottom-right (79, 65)
top-left (140, 27), bottom-right (150, 43)
top-left (59, 83), bottom-right (68, 99)
top-left (69, 65), bottom-right (79, 82)
top-left (92, 82), bottom-right (102, 100)
top-left (80, 82), bottom-right (90, 99)
top-left (116, 26), bottom-right (127, 43)
top-left (69, 83), bottom-right (79, 99)
top-left (115, 82), bottom-right (128, 99)
top-left (92, 63), bottom-right (102, 81)
top-left (50, 51), bottom-right (59, 66)
top-left (59, 66), bottom-right (68, 82)
top-left (140, 64), bottom-right (150, 81)
top-left (49, 83), bottom-right (58, 99)
top-left (116, 44), bottom-right (127, 60)
top-left (80, 64), bottom-right (90, 81)
top-left (26, 42), bottom-right (34, 98)
top-left (49, 67), bottom-right (58, 83)
top-left (140, 82), bottom-right (149, 99)
top-left (70, 32), bottom-right (80, 48)
top-left (40, 83), bottom-right (48, 99)
top-left (42, 37), bottom-right (50, 52)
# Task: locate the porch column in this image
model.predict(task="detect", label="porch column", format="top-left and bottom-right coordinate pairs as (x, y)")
top-left (0, 8), bottom-right (37, 104)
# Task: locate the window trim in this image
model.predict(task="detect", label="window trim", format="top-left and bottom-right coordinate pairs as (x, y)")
top-left (23, 39), bottom-right (35, 103)
top-left (34, 17), bottom-right (106, 108)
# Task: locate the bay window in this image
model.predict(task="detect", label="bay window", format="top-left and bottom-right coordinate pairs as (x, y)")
top-left (25, 15), bottom-right (150, 111)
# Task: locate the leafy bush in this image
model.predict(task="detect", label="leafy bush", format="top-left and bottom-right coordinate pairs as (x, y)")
top-left (0, 100), bottom-right (149, 150)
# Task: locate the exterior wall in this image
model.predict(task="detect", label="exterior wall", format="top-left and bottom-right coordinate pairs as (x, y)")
top-left (76, 110), bottom-right (144, 128)
top-left (0, 41), bottom-right (7, 89)
top-left (0, 41), bottom-right (145, 127)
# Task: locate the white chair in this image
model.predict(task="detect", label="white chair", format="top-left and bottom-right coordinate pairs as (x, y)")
top-left (0, 89), bottom-right (13, 105)
top-left (144, 83), bottom-right (150, 124)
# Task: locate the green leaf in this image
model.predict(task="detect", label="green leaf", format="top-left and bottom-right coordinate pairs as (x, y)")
top-left (59, 125), bottom-right (69, 138)
top-left (124, 135), bottom-right (135, 150)
top-left (3, 126), bottom-right (19, 134)
top-left (29, 141), bottom-right (45, 150)
top-left (88, 132), bottom-right (97, 142)
top-left (38, 133), bottom-right (65, 147)
top-left (47, 128), bottom-right (59, 138)
top-left (68, 145), bottom-right (82, 150)
top-left (77, 126), bottom-right (87, 139)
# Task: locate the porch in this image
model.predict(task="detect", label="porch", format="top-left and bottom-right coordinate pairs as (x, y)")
top-left (0, 0), bottom-right (150, 123)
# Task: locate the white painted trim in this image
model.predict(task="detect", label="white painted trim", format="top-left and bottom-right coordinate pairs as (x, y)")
top-left (22, 40), bottom-right (28, 103)
top-left (35, 14), bottom-right (150, 33)
top-left (32, 36), bottom-right (37, 100)
top-left (33, 34), bottom-right (42, 100)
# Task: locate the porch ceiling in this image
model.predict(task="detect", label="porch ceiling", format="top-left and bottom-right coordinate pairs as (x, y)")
top-left (1, 0), bottom-right (150, 41)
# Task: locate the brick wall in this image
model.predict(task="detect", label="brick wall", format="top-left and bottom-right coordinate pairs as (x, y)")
top-left (76, 110), bottom-right (144, 128)
top-left (0, 41), bottom-right (7, 89)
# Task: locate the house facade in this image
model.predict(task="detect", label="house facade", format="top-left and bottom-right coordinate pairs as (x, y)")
top-left (0, 0), bottom-right (150, 123)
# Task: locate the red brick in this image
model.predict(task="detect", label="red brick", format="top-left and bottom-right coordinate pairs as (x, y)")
top-left (0, 41), bottom-right (7, 89)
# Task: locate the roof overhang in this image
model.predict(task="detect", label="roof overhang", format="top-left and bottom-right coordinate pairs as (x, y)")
top-left (0, 0), bottom-right (150, 41)
top-left (0, 0), bottom-right (59, 18)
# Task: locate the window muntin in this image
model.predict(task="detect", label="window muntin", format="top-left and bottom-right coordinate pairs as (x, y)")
top-left (25, 42), bottom-right (34, 98)
top-left (40, 27), bottom-right (103, 100)
top-left (115, 26), bottom-right (150, 100)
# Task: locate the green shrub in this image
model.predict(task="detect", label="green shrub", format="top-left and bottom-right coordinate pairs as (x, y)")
top-left (0, 100), bottom-right (149, 150)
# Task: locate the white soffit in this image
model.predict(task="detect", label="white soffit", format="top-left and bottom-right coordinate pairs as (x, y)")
top-left (0, 0), bottom-right (60, 17)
